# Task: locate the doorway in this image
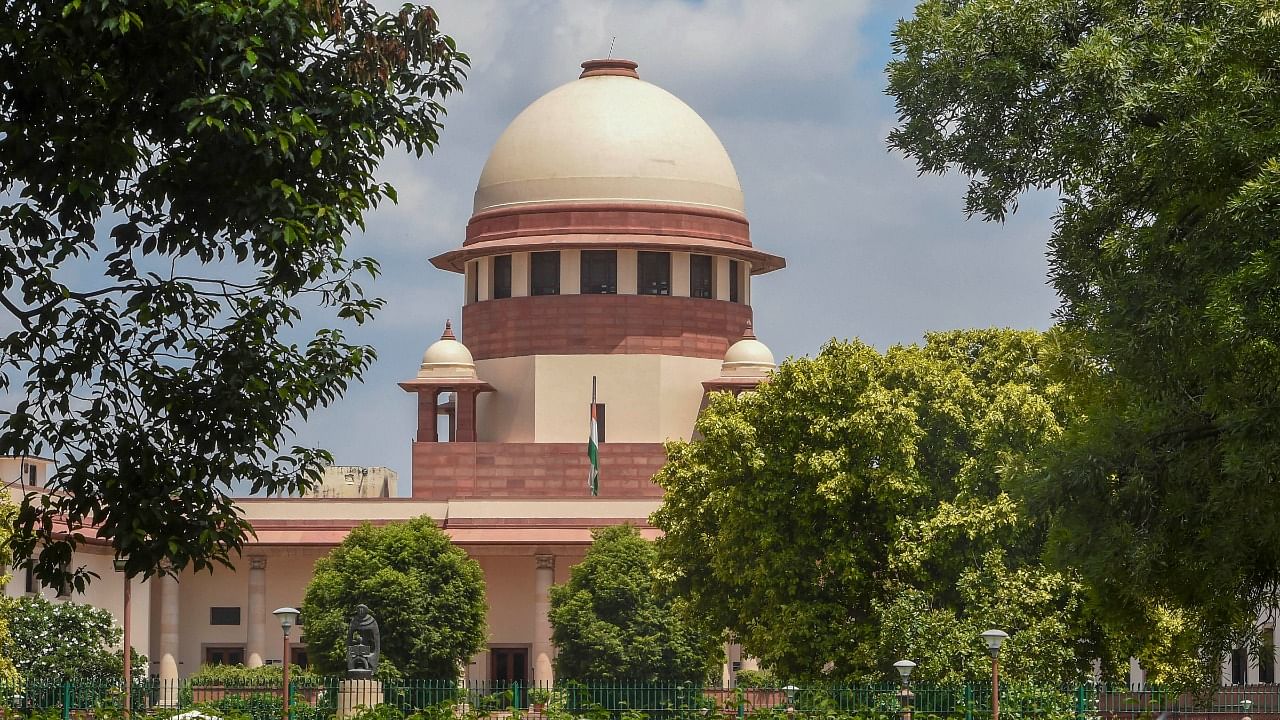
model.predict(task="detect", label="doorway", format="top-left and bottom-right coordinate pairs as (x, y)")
top-left (490, 646), bottom-right (529, 684)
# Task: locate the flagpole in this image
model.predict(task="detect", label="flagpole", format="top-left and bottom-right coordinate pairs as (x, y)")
top-left (587, 376), bottom-right (599, 497)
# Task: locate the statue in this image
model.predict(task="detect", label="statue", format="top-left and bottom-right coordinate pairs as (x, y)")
top-left (345, 604), bottom-right (380, 678)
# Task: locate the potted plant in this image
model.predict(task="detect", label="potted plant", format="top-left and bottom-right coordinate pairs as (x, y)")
top-left (529, 687), bottom-right (551, 713)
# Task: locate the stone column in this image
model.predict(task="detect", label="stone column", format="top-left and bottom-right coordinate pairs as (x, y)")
top-left (533, 555), bottom-right (555, 685)
top-left (456, 389), bottom-right (478, 442)
top-left (417, 390), bottom-right (439, 442)
top-left (158, 572), bottom-right (181, 706)
top-left (246, 556), bottom-right (267, 667)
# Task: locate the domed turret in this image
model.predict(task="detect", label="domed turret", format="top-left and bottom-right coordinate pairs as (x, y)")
top-left (429, 59), bottom-right (785, 274)
top-left (473, 58), bottom-right (745, 216)
top-left (719, 323), bottom-right (775, 378)
top-left (418, 321), bottom-right (477, 379)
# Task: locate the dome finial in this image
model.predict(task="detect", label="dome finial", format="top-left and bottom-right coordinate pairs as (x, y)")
top-left (441, 319), bottom-right (456, 341)
top-left (580, 58), bottom-right (639, 79)
top-left (742, 320), bottom-right (756, 340)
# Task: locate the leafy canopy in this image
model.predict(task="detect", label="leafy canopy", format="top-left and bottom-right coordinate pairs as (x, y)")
top-left (300, 517), bottom-right (487, 679)
top-left (549, 524), bottom-right (722, 683)
top-left (0, 499), bottom-right (16, 685)
top-left (887, 0), bottom-right (1280, 670)
top-left (1, 595), bottom-right (146, 682)
top-left (653, 330), bottom-right (1115, 684)
top-left (0, 0), bottom-right (466, 588)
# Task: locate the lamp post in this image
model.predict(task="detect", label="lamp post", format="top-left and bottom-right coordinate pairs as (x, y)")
top-left (274, 607), bottom-right (300, 720)
top-left (894, 660), bottom-right (916, 720)
top-left (980, 630), bottom-right (1008, 720)
top-left (113, 557), bottom-right (131, 718)
top-left (783, 685), bottom-right (798, 718)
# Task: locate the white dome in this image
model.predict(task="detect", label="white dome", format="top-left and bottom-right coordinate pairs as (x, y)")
top-left (473, 59), bottom-right (745, 216)
top-left (721, 325), bottom-right (775, 378)
top-left (419, 321), bottom-right (476, 379)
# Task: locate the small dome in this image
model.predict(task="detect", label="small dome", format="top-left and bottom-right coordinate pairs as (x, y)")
top-left (721, 323), bottom-right (775, 378)
top-left (473, 59), bottom-right (744, 216)
top-left (419, 321), bottom-right (476, 379)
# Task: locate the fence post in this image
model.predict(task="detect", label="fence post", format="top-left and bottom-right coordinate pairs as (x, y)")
top-left (738, 689), bottom-right (745, 720)
top-left (60, 681), bottom-right (70, 720)
top-left (513, 680), bottom-right (521, 710)
top-left (964, 682), bottom-right (973, 720)
top-left (1075, 685), bottom-right (1086, 720)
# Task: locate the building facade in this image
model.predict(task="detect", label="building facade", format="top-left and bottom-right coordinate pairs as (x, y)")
top-left (2, 58), bottom-right (782, 687)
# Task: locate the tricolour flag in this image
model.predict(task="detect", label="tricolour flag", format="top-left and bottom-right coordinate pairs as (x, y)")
top-left (587, 376), bottom-right (599, 497)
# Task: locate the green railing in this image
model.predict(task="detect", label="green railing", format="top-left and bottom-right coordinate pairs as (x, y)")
top-left (0, 679), bottom-right (1275, 720)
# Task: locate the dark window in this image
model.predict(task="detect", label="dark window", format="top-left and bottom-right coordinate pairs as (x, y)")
top-left (492, 255), bottom-right (512, 299)
top-left (55, 561), bottom-right (71, 598)
top-left (690, 255), bottom-right (713, 298)
top-left (467, 263), bottom-right (478, 304)
top-left (24, 463), bottom-right (36, 485)
top-left (729, 260), bottom-right (741, 303)
top-left (594, 403), bottom-right (606, 443)
top-left (204, 646), bottom-right (245, 666)
top-left (489, 647), bottom-right (528, 685)
top-left (1232, 647), bottom-right (1248, 685)
top-left (530, 252), bottom-right (560, 296)
top-left (637, 252), bottom-right (671, 296)
top-left (23, 562), bottom-right (33, 594)
top-left (292, 648), bottom-right (309, 669)
top-left (581, 250), bottom-right (617, 294)
top-left (1263, 634), bottom-right (1276, 684)
top-left (210, 606), bottom-right (241, 626)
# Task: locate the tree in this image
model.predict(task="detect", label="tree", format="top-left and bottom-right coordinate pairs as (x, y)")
top-left (886, 1), bottom-right (1280, 678)
top-left (549, 524), bottom-right (721, 682)
top-left (0, 0), bottom-right (467, 589)
top-left (300, 517), bottom-right (487, 679)
top-left (0, 499), bottom-right (17, 685)
top-left (0, 595), bottom-right (145, 682)
top-left (652, 330), bottom-right (1116, 684)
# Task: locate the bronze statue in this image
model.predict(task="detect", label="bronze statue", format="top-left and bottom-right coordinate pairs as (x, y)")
top-left (345, 604), bottom-right (380, 678)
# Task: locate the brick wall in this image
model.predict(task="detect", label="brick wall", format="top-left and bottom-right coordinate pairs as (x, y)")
top-left (411, 442), bottom-right (669, 499)
top-left (461, 294), bottom-right (752, 360)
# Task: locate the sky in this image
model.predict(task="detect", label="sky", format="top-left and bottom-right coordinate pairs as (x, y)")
top-left (287, 0), bottom-right (1063, 492)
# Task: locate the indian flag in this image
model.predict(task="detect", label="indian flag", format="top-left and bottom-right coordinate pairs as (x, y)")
top-left (587, 376), bottom-right (599, 497)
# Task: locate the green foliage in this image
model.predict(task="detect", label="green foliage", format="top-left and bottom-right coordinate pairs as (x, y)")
top-left (0, 595), bottom-right (145, 682)
top-left (0, 498), bottom-right (17, 685)
top-left (186, 663), bottom-right (321, 686)
top-left (653, 330), bottom-right (1116, 684)
top-left (549, 525), bottom-right (722, 682)
top-left (733, 670), bottom-right (777, 688)
top-left (344, 700), bottom-right (457, 720)
top-left (192, 692), bottom-right (322, 720)
top-left (300, 516), bottom-right (487, 679)
top-left (887, 0), bottom-right (1280, 683)
top-left (0, 0), bottom-right (467, 589)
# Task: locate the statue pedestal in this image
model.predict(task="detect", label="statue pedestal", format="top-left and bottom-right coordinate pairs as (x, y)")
top-left (338, 679), bottom-right (383, 719)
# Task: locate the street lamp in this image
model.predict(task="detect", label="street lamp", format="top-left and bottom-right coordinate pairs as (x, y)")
top-left (274, 607), bottom-right (300, 720)
top-left (1241, 697), bottom-right (1254, 720)
top-left (113, 557), bottom-right (131, 719)
top-left (893, 660), bottom-right (916, 720)
top-left (783, 685), bottom-right (798, 717)
top-left (980, 630), bottom-right (1008, 720)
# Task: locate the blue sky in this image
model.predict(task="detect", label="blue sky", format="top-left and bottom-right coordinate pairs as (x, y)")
top-left (285, 0), bottom-right (1062, 492)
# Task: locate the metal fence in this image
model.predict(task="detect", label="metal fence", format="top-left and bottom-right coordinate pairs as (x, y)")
top-left (0, 679), bottom-right (1276, 720)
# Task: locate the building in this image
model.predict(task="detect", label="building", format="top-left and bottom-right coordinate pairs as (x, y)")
top-left (2, 57), bottom-right (782, 687)
top-left (303, 467), bottom-right (399, 499)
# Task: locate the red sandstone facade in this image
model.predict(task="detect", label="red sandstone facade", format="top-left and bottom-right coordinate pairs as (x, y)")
top-left (460, 294), bottom-right (752, 360)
